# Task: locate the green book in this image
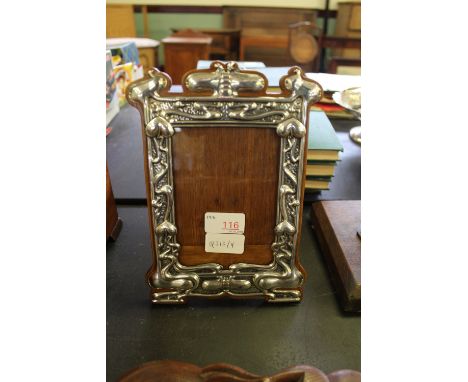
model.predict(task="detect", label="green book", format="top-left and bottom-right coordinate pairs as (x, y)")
top-left (308, 111), bottom-right (344, 153)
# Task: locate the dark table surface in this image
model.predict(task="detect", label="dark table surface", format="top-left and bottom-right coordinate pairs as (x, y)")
top-left (107, 205), bottom-right (360, 382)
top-left (106, 104), bottom-right (361, 381)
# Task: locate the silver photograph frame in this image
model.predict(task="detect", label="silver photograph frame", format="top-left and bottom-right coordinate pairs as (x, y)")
top-left (127, 62), bottom-right (322, 304)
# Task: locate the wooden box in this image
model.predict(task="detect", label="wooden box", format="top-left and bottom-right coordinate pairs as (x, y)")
top-left (311, 200), bottom-right (361, 312)
top-left (127, 62), bottom-right (322, 304)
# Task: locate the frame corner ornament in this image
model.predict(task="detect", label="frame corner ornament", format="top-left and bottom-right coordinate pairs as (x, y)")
top-left (126, 62), bottom-right (323, 304)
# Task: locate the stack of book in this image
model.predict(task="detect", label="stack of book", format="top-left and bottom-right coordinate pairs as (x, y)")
top-left (306, 110), bottom-right (344, 192)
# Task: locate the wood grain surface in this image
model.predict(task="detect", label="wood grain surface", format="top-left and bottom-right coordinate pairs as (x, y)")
top-left (163, 30), bottom-right (212, 84)
top-left (311, 200), bottom-right (361, 312)
top-left (172, 126), bottom-right (279, 267)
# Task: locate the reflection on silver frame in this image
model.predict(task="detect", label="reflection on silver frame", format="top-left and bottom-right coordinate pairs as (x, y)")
top-left (127, 62), bottom-right (322, 304)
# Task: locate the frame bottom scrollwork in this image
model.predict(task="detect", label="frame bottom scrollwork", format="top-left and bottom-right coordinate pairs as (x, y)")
top-left (150, 288), bottom-right (303, 304)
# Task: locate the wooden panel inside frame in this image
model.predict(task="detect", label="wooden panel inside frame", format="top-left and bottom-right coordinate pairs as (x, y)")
top-left (172, 126), bottom-right (279, 268)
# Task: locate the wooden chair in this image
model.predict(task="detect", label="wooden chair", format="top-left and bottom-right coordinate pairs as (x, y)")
top-left (288, 21), bottom-right (323, 72)
top-left (126, 62), bottom-right (323, 304)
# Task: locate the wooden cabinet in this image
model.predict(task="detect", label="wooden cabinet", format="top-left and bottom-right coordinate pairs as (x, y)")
top-left (172, 28), bottom-right (240, 60)
top-left (162, 31), bottom-right (212, 84)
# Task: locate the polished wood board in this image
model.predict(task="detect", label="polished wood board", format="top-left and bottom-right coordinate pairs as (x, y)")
top-left (311, 200), bottom-right (361, 312)
top-left (172, 126), bottom-right (279, 268)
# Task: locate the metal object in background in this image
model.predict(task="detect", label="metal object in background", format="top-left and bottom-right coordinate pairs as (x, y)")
top-left (333, 87), bottom-right (361, 144)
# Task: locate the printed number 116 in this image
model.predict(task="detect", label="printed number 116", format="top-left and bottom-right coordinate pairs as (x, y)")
top-left (223, 221), bottom-right (239, 230)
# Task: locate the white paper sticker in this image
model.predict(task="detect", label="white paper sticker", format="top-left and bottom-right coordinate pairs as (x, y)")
top-left (204, 212), bottom-right (245, 234)
top-left (205, 233), bottom-right (245, 254)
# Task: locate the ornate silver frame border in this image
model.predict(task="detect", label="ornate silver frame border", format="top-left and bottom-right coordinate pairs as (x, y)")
top-left (127, 62), bottom-right (322, 304)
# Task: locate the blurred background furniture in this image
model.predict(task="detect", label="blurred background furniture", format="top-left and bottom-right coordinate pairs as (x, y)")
top-left (288, 21), bottom-right (323, 72)
top-left (107, 37), bottom-right (160, 73)
top-left (328, 56), bottom-right (361, 74)
top-left (322, 36), bottom-right (361, 74)
top-left (162, 29), bottom-right (212, 84)
top-left (172, 28), bottom-right (240, 61)
top-left (106, 4), bottom-right (360, 74)
top-left (334, 1), bottom-right (361, 59)
top-left (106, 4), bottom-right (138, 38)
top-left (224, 6), bottom-right (317, 66)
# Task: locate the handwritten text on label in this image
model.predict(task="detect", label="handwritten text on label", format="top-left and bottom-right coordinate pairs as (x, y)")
top-left (205, 233), bottom-right (245, 254)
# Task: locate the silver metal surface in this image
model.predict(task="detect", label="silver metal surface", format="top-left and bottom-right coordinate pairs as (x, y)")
top-left (185, 61), bottom-right (265, 96)
top-left (127, 62), bottom-right (322, 303)
top-left (333, 87), bottom-right (361, 144)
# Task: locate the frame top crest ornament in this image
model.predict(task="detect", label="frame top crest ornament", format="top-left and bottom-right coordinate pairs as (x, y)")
top-left (127, 62), bottom-right (323, 304)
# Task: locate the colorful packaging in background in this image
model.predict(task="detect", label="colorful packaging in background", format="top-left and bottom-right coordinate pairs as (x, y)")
top-left (107, 41), bottom-right (143, 108)
top-left (133, 63), bottom-right (144, 81)
top-left (106, 50), bottom-right (119, 126)
top-left (106, 50), bottom-right (116, 109)
top-left (113, 62), bottom-right (134, 107)
top-left (107, 41), bottom-right (140, 66)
